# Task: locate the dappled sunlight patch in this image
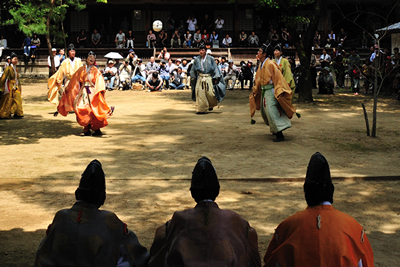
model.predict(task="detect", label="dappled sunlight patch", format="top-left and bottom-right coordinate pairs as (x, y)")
top-left (378, 223), bottom-right (400, 234)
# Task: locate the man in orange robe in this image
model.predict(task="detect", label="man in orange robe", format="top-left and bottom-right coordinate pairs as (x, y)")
top-left (263, 152), bottom-right (374, 267)
top-left (58, 51), bottom-right (112, 136)
top-left (148, 157), bottom-right (261, 267)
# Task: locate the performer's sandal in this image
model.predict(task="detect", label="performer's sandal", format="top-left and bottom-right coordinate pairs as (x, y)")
top-left (80, 131), bottom-right (91, 136)
top-left (92, 129), bottom-right (103, 136)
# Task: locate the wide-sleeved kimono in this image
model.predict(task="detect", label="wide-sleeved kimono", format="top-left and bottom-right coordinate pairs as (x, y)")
top-left (249, 58), bottom-right (295, 134)
top-left (48, 57), bottom-right (82, 105)
top-left (0, 64), bottom-right (23, 118)
top-left (34, 202), bottom-right (150, 267)
top-left (58, 64), bottom-right (111, 131)
top-left (274, 57), bottom-right (295, 91)
top-left (148, 201), bottom-right (261, 267)
top-left (263, 205), bottom-right (374, 267)
top-left (190, 54), bottom-right (226, 113)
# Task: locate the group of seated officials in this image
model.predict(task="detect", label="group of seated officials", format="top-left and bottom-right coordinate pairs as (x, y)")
top-left (34, 152), bottom-right (374, 267)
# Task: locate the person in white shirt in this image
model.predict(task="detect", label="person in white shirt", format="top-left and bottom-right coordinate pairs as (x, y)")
top-left (224, 60), bottom-right (237, 90)
top-left (222, 34), bottom-right (232, 48)
top-left (0, 35), bottom-right (8, 60)
top-left (184, 30), bottom-right (192, 48)
top-left (186, 16), bottom-right (197, 35)
top-left (48, 48), bottom-right (60, 77)
top-left (215, 15), bottom-right (224, 41)
top-left (319, 48), bottom-right (331, 68)
top-left (115, 29), bottom-right (125, 48)
top-left (103, 60), bottom-right (118, 90)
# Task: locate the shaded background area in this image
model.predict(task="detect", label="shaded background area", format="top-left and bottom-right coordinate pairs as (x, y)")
top-left (0, 179), bottom-right (399, 266)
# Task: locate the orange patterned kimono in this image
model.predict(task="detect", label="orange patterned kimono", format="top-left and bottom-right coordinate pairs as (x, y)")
top-left (58, 65), bottom-right (111, 131)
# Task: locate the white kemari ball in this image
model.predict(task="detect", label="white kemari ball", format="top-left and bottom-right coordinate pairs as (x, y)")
top-left (153, 20), bottom-right (163, 32)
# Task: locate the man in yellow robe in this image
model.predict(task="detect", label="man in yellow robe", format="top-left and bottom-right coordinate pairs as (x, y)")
top-left (0, 52), bottom-right (23, 119)
top-left (263, 152), bottom-right (374, 267)
top-left (273, 45), bottom-right (296, 91)
top-left (48, 44), bottom-right (82, 115)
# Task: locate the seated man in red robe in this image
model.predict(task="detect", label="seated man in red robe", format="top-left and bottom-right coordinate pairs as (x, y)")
top-left (263, 152), bottom-right (374, 267)
top-left (148, 156), bottom-right (261, 267)
top-left (34, 160), bottom-right (149, 267)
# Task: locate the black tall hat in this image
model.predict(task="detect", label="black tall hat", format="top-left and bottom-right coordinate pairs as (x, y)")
top-left (260, 42), bottom-right (274, 58)
top-left (67, 43), bottom-right (75, 53)
top-left (10, 52), bottom-right (18, 59)
top-left (88, 51), bottom-right (96, 58)
top-left (78, 159), bottom-right (105, 192)
top-left (190, 156), bottom-right (220, 191)
top-left (198, 44), bottom-right (206, 50)
top-left (305, 152), bottom-right (332, 184)
top-left (274, 43), bottom-right (283, 52)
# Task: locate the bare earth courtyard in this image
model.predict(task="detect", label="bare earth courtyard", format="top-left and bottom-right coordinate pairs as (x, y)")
top-left (0, 81), bottom-right (399, 266)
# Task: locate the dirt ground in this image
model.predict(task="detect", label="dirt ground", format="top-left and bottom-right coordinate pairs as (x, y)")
top-left (0, 81), bottom-right (400, 266)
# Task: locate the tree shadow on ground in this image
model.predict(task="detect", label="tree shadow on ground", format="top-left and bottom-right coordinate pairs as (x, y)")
top-left (0, 114), bottom-right (78, 146)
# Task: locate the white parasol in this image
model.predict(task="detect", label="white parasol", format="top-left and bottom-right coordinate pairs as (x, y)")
top-left (104, 52), bottom-right (124, 59)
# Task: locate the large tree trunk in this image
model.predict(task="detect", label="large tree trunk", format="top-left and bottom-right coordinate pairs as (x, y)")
top-left (47, 0), bottom-right (56, 76)
top-left (295, 0), bottom-right (322, 102)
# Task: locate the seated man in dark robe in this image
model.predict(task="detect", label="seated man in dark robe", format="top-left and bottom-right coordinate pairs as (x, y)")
top-left (318, 66), bottom-right (335, 94)
top-left (148, 156), bottom-right (261, 267)
top-left (34, 160), bottom-right (149, 267)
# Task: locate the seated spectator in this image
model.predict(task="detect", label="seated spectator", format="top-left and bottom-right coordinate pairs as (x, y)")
top-left (158, 59), bottom-right (170, 89)
top-left (30, 34), bottom-right (40, 58)
top-left (145, 56), bottom-right (159, 76)
top-left (221, 34), bottom-right (232, 48)
top-left (209, 30), bottom-right (219, 45)
top-left (146, 72), bottom-right (163, 92)
top-left (174, 58), bottom-right (182, 69)
top-left (103, 60), bottom-right (118, 90)
top-left (239, 60), bottom-right (254, 90)
top-left (169, 66), bottom-right (186, 89)
top-left (318, 67), bottom-right (334, 94)
top-left (170, 30), bottom-right (181, 48)
top-left (247, 31), bottom-right (259, 47)
top-left (224, 59), bottom-right (237, 89)
top-left (76, 29), bottom-right (87, 48)
top-left (313, 30), bottom-right (321, 48)
top-left (281, 28), bottom-right (290, 47)
top-left (319, 48), bottom-right (331, 68)
top-left (183, 30), bottom-right (192, 48)
top-left (166, 58), bottom-right (176, 75)
top-left (158, 47), bottom-right (170, 61)
top-left (361, 30), bottom-right (368, 49)
top-left (115, 29), bottom-right (125, 48)
top-left (270, 29), bottom-right (280, 45)
top-left (337, 28), bottom-right (347, 46)
top-left (147, 30), bottom-right (156, 48)
top-left (91, 29), bottom-right (101, 48)
top-left (219, 56), bottom-right (228, 76)
top-left (148, 156), bottom-right (261, 267)
top-left (58, 49), bottom-right (65, 64)
top-left (4, 56), bottom-right (11, 69)
top-left (193, 29), bottom-right (202, 48)
top-left (126, 49), bottom-right (138, 70)
top-left (201, 30), bottom-right (210, 47)
top-left (120, 58), bottom-right (133, 88)
top-left (362, 58), bottom-right (372, 94)
top-left (157, 29), bottom-right (168, 48)
top-left (131, 58), bottom-right (146, 84)
top-left (21, 35), bottom-right (31, 56)
top-left (326, 30), bottom-right (336, 47)
top-left (126, 30), bottom-right (135, 48)
top-left (0, 35), bottom-right (7, 60)
top-left (47, 48), bottom-right (60, 77)
top-left (263, 152), bottom-right (374, 266)
top-left (239, 30), bottom-right (247, 47)
top-left (34, 160), bottom-right (150, 267)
